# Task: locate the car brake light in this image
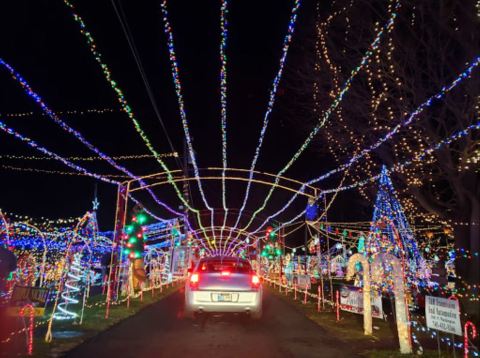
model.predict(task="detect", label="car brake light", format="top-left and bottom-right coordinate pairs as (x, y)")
top-left (190, 273), bottom-right (199, 287)
top-left (221, 271), bottom-right (231, 276)
top-left (189, 273), bottom-right (199, 290)
top-left (252, 275), bottom-right (260, 286)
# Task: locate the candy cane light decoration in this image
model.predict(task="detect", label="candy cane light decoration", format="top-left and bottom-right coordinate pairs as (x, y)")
top-left (346, 253), bottom-right (372, 335)
top-left (19, 304), bottom-right (35, 356)
top-left (464, 321), bottom-right (477, 358)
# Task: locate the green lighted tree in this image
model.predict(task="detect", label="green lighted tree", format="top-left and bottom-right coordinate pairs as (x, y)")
top-left (123, 211), bottom-right (148, 260)
top-left (261, 226), bottom-right (282, 260)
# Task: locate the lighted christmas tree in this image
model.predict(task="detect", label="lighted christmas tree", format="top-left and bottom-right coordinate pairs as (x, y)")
top-left (123, 211), bottom-right (148, 291)
top-left (367, 166), bottom-right (424, 274)
top-left (261, 226), bottom-right (282, 260)
top-left (123, 211), bottom-right (148, 260)
top-left (54, 252), bottom-right (83, 320)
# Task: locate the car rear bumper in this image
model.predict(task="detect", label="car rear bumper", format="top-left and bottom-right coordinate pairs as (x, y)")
top-left (185, 289), bottom-right (262, 314)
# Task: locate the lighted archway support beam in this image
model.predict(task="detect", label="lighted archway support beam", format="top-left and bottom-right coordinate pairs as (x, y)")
top-left (185, 225), bottom-right (260, 254)
top-left (124, 167), bottom-right (321, 200)
top-left (188, 226), bottom-right (260, 241)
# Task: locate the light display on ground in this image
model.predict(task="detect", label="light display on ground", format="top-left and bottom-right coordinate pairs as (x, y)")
top-left (54, 253), bottom-right (83, 321)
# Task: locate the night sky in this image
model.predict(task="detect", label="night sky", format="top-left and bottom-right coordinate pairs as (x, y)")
top-left (0, 0), bottom-right (366, 238)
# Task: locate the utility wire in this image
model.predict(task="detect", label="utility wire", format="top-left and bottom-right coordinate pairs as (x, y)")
top-left (110, 0), bottom-right (182, 171)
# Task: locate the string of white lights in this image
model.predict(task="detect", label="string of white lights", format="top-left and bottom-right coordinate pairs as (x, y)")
top-left (230, 1), bottom-right (401, 242)
top-left (0, 164), bottom-right (129, 178)
top-left (0, 58), bottom-right (185, 219)
top-left (219, 0), bottom-right (230, 244)
top-left (0, 117), bottom-right (213, 254)
top-left (228, 168), bottom-right (349, 255)
top-left (1, 107), bottom-right (118, 118)
top-left (63, 0), bottom-right (214, 246)
top-left (249, 119), bottom-right (480, 238)
top-left (223, 0), bottom-right (302, 255)
top-left (160, 0), bottom-right (217, 249)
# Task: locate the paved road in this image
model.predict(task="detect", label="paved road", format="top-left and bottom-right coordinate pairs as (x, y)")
top-left (67, 288), bottom-right (357, 358)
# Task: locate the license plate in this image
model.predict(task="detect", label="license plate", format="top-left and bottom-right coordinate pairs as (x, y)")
top-left (215, 293), bottom-right (232, 302)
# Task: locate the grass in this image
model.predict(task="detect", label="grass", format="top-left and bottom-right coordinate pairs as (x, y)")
top-left (267, 283), bottom-right (458, 357)
top-left (2, 282), bottom-right (181, 357)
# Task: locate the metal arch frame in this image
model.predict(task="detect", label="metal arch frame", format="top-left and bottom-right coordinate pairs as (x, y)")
top-left (194, 208), bottom-right (283, 227)
top-left (122, 167), bottom-right (321, 200)
top-left (187, 225), bottom-right (261, 243)
top-left (110, 168), bottom-right (321, 262)
top-left (186, 225), bottom-right (261, 257)
top-left (112, 169), bottom-right (321, 256)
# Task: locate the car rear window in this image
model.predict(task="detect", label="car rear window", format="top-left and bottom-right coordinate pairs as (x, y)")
top-left (198, 259), bottom-right (251, 273)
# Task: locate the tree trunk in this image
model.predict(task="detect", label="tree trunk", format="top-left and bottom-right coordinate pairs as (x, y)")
top-left (453, 195), bottom-right (479, 318)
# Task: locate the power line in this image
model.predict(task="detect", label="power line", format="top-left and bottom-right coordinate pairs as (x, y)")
top-left (110, 0), bottom-right (183, 171)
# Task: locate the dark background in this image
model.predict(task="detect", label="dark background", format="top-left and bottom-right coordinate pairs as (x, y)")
top-left (0, 0), bottom-right (367, 238)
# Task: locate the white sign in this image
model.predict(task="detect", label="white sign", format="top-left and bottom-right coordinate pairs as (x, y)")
top-left (426, 296), bottom-right (462, 336)
top-left (340, 286), bottom-right (383, 319)
top-left (295, 275), bottom-right (311, 290)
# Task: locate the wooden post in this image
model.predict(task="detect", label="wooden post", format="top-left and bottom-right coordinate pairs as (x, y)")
top-left (336, 290), bottom-right (340, 321)
top-left (317, 285), bottom-right (321, 312)
top-left (327, 232), bottom-right (334, 303)
top-left (448, 295), bottom-right (458, 358)
top-left (127, 282), bottom-right (130, 309)
top-left (102, 275), bottom-right (107, 295)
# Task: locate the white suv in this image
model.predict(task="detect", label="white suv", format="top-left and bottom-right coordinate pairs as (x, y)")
top-left (184, 256), bottom-right (262, 319)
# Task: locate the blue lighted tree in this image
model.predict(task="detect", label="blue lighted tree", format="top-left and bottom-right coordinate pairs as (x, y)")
top-left (368, 166), bottom-right (425, 275)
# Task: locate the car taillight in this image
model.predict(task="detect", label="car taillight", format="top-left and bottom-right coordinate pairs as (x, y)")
top-left (251, 275), bottom-right (260, 288)
top-left (221, 271), bottom-right (231, 277)
top-left (190, 273), bottom-right (199, 289)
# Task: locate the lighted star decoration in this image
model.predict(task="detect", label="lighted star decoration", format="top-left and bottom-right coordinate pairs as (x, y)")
top-left (92, 198), bottom-right (100, 211)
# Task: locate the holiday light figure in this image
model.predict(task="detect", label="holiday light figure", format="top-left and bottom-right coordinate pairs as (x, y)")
top-left (54, 253), bottom-right (83, 320)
